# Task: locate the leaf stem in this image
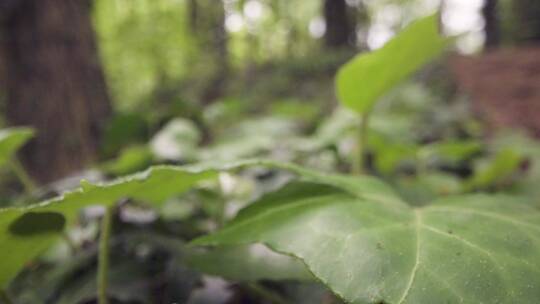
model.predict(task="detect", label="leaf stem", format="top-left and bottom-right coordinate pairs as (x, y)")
top-left (0, 289), bottom-right (13, 304)
top-left (353, 111), bottom-right (371, 175)
top-left (97, 206), bottom-right (113, 304)
top-left (9, 157), bottom-right (36, 196)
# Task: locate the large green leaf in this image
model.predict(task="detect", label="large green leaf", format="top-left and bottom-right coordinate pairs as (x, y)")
top-left (0, 160), bottom-right (401, 288)
top-left (186, 244), bottom-right (312, 282)
top-left (0, 127), bottom-right (34, 167)
top-left (336, 14), bottom-right (450, 114)
top-left (194, 173), bottom-right (540, 303)
top-left (186, 180), bottom-right (376, 283)
top-left (4, 160), bottom-right (540, 304)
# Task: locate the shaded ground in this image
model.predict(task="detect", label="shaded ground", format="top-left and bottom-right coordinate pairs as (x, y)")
top-left (451, 46), bottom-right (540, 137)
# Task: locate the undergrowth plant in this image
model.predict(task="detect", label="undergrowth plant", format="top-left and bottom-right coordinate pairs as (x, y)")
top-left (0, 14), bottom-right (539, 304)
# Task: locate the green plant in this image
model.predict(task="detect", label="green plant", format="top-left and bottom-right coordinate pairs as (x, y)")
top-left (1, 14), bottom-right (539, 304)
top-left (1, 160), bottom-right (539, 303)
top-left (0, 128), bottom-right (36, 197)
top-left (336, 14), bottom-right (450, 173)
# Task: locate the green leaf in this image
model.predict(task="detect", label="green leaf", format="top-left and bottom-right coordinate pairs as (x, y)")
top-left (194, 172), bottom-right (540, 303)
top-left (396, 173), bottom-right (462, 206)
top-left (101, 145), bottom-right (153, 176)
top-left (419, 140), bottom-right (482, 165)
top-left (467, 149), bottom-right (523, 190)
top-left (0, 159), bottom-right (399, 288)
top-left (4, 160), bottom-right (540, 304)
top-left (150, 118), bottom-right (201, 161)
top-left (369, 132), bottom-right (418, 175)
top-left (187, 244), bottom-right (313, 282)
top-left (200, 117), bottom-right (298, 162)
top-left (101, 113), bottom-right (148, 157)
top-left (336, 14), bottom-right (450, 114)
top-left (0, 127), bottom-right (34, 167)
top-left (491, 132), bottom-right (540, 200)
top-left (186, 181), bottom-right (354, 282)
top-left (0, 165), bottom-right (217, 287)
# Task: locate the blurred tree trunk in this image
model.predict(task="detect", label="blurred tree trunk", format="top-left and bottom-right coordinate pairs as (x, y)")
top-left (0, 0), bottom-right (111, 183)
top-left (188, 0), bottom-right (229, 104)
top-left (323, 0), bottom-right (356, 49)
top-left (482, 0), bottom-right (500, 48)
top-left (512, 0), bottom-right (540, 43)
top-left (188, 0), bottom-right (198, 31)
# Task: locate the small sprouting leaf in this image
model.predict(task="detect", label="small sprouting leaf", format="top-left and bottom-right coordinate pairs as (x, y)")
top-left (336, 14), bottom-right (450, 114)
top-left (193, 169), bottom-right (540, 303)
top-left (0, 127), bottom-right (34, 167)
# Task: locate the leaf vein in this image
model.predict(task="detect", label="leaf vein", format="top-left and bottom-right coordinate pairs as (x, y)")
top-left (425, 207), bottom-right (540, 231)
top-left (397, 209), bottom-right (422, 304)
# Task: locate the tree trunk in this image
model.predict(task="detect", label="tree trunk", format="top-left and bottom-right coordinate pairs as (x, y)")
top-left (189, 0), bottom-right (228, 104)
top-left (323, 0), bottom-right (355, 49)
top-left (512, 0), bottom-right (540, 43)
top-left (0, 0), bottom-right (112, 183)
top-left (482, 0), bottom-right (500, 48)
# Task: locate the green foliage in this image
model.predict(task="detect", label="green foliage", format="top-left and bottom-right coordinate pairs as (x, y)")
top-left (194, 171), bottom-right (540, 304)
top-left (200, 117), bottom-right (299, 162)
top-left (3, 9), bottom-right (540, 304)
top-left (101, 113), bottom-right (148, 157)
top-left (150, 118), bottom-right (201, 162)
top-left (187, 244), bottom-right (312, 282)
top-left (270, 99), bottom-right (321, 124)
top-left (396, 173), bottom-right (462, 206)
top-left (419, 140), bottom-right (482, 165)
top-left (467, 148), bottom-right (523, 191)
top-left (0, 128), bottom-right (34, 167)
top-left (336, 14), bottom-right (450, 114)
top-left (0, 165), bottom-right (216, 287)
top-left (2, 158), bottom-right (540, 303)
top-left (490, 132), bottom-right (540, 199)
top-left (101, 145), bottom-right (153, 176)
top-left (0, 159), bottom-right (397, 289)
top-left (93, 0), bottom-right (196, 109)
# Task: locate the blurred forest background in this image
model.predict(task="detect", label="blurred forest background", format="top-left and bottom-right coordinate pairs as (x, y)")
top-left (0, 0), bottom-right (540, 303)
top-left (0, 0), bottom-right (538, 184)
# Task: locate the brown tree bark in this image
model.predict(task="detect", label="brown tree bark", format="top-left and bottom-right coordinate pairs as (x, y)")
top-left (0, 0), bottom-right (112, 183)
top-left (323, 0), bottom-right (356, 49)
top-left (451, 47), bottom-right (540, 137)
top-left (189, 0), bottom-right (228, 104)
top-left (512, 0), bottom-right (540, 43)
top-left (482, 0), bottom-right (500, 48)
